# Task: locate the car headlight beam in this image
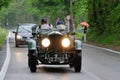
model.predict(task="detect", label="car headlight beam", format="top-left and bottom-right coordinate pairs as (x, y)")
top-left (41, 38), bottom-right (50, 47)
top-left (62, 38), bottom-right (70, 48)
top-left (17, 35), bottom-right (22, 39)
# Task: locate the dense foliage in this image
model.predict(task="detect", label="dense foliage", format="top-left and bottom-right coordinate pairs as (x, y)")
top-left (0, 0), bottom-right (40, 26)
top-left (0, 27), bottom-right (8, 48)
top-left (88, 0), bottom-right (120, 46)
top-left (0, 0), bottom-right (88, 27)
top-left (0, 0), bottom-right (11, 47)
top-left (88, 0), bottom-right (120, 34)
top-left (0, 0), bottom-right (12, 9)
top-left (0, 0), bottom-right (120, 47)
top-left (30, 0), bottom-right (88, 25)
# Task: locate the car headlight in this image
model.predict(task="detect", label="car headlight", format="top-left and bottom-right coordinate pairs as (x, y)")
top-left (62, 38), bottom-right (70, 48)
top-left (41, 38), bottom-right (50, 47)
top-left (17, 35), bottom-right (22, 40)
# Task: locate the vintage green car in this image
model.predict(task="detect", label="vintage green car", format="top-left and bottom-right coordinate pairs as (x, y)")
top-left (28, 28), bottom-right (82, 72)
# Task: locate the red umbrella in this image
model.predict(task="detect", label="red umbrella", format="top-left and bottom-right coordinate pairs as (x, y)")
top-left (80, 22), bottom-right (89, 27)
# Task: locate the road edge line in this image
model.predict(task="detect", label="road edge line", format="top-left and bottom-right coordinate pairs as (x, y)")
top-left (84, 44), bottom-right (120, 54)
top-left (0, 31), bottom-right (11, 80)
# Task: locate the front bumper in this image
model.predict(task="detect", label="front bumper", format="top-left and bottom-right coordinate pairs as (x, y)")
top-left (16, 38), bottom-right (27, 45)
top-left (38, 52), bottom-right (70, 64)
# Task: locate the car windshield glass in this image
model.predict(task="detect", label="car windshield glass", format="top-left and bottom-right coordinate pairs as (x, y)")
top-left (18, 25), bottom-right (35, 33)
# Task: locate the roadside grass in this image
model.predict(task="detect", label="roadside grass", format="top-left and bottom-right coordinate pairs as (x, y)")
top-left (75, 32), bottom-right (84, 40)
top-left (0, 27), bottom-right (8, 48)
top-left (87, 33), bottom-right (120, 48)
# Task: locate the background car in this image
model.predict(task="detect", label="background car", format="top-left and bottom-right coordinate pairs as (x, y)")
top-left (13, 23), bottom-right (37, 47)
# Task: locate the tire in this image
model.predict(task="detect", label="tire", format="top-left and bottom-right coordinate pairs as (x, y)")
top-left (28, 58), bottom-right (30, 68)
top-left (69, 54), bottom-right (74, 68)
top-left (15, 43), bottom-right (19, 47)
top-left (29, 50), bottom-right (37, 72)
top-left (29, 56), bottom-right (37, 72)
top-left (74, 52), bottom-right (82, 72)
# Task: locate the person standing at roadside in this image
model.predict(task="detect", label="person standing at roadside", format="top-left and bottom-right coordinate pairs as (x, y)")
top-left (83, 26), bottom-right (87, 42)
top-left (80, 22), bottom-right (89, 42)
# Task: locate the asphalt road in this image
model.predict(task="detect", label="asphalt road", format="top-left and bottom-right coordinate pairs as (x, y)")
top-left (3, 32), bottom-right (120, 80)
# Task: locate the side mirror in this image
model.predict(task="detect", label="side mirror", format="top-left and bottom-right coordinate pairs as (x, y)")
top-left (13, 31), bottom-right (16, 33)
top-left (32, 33), bottom-right (36, 36)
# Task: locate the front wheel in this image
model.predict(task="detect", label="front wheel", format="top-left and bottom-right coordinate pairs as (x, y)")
top-left (28, 50), bottom-right (37, 72)
top-left (29, 56), bottom-right (37, 72)
top-left (15, 43), bottom-right (19, 47)
top-left (74, 51), bottom-right (82, 72)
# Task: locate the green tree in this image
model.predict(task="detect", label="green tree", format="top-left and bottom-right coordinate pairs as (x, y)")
top-left (31, 0), bottom-right (65, 24)
top-left (0, 0), bottom-right (41, 26)
top-left (87, 0), bottom-right (120, 46)
top-left (0, 0), bottom-right (12, 9)
top-left (30, 0), bottom-right (88, 26)
top-left (88, 0), bottom-right (120, 35)
top-left (108, 1), bottom-right (120, 33)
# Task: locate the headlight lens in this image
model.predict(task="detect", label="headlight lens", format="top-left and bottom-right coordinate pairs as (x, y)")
top-left (41, 38), bottom-right (50, 47)
top-left (17, 35), bottom-right (22, 39)
top-left (62, 38), bottom-right (70, 48)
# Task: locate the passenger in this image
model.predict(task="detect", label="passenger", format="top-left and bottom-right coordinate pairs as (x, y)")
top-left (40, 18), bottom-right (53, 29)
top-left (56, 17), bottom-right (60, 26)
top-left (56, 19), bottom-right (66, 30)
top-left (65, 15), bottom-right (71, 32)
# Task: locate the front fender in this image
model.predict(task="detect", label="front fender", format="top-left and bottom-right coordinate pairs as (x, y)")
top-left (75, 40), bottom-right (82, 50)
top-left (27, 39), bottom-right (36, 50)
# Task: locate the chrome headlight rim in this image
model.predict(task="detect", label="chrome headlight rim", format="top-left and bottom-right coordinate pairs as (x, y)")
top-left (62, 37), bottom-right (71, 48)
top-left (41, 38), bottom-right (50, 47)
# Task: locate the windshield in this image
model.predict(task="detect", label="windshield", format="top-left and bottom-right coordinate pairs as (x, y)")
top-left (18, 25), bottom-right (36, 33)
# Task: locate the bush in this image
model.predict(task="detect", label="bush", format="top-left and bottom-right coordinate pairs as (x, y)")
top-left (88, 32), bottom-right (120, 47)
top-left (0, 27), bottom-right (8, 48)
top-left (75, 32), bottom-right (84, 40)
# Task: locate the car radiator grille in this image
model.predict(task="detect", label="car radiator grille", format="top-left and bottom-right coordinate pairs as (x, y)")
top-left (48, 34), bottom-right (63, 51)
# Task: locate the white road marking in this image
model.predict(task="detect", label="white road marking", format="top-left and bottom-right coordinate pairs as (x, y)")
top-left (84, 44), bottom-right (120, 54)
top-left (0, 31), bottom-right (11, 80)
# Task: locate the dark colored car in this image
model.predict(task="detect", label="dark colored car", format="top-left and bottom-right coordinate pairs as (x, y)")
top-left (28, 28), bottom-right (82, 72)
top-left (13, 23), bottom-right (37, 47)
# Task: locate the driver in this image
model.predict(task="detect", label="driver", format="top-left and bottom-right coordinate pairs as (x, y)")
top-left (40, 18), bottom-right (53, 29)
